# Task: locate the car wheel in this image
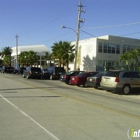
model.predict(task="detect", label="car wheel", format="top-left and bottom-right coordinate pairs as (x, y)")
top-left (26, 75), bottom-right (29, 79)
top-left (65, 80), bottom-right (69, 84)
top-left (122, 85), bottom-right (131, 95)
top-left (83, 83), bottom-right (86, 87)
top-left (106, 90), bottom-right (111, 92)
top-left (23, 74), bottom-right (25, 78)
top-left (50, 75), bottom-right (53, 80)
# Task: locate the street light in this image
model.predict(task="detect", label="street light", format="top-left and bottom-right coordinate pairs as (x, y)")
top-left (61, 25), bottom-right (80, 70)
top-left (15, 34), bottom-right (18, 69)
top-left (61, 26), bottom-right (76, 34)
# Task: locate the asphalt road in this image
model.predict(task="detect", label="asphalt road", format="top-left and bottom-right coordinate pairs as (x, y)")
top-left (0, 73), bottom-right (140, 140)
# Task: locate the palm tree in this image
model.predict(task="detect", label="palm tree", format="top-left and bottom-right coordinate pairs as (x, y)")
top-left (61, 41), bottom-right (75, 71)
top-left (51, 41), bottom-right (64, 67)
top-left (1, 46), bottom-right (12, 66)
top-left (119, 51), bottom-right (133, 70)
top-left (43, 52), bottom-right (52, 60)
top-left (51, 41), bottom-right (75, 71)
top-left (129, 48), bottom-right (140, 71)
top-left (1, 46), bottom-right (12, 57)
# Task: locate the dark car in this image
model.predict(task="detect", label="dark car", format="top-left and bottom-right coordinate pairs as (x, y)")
top-left (47, 67), bottom-right (66, 80)
top-left (69, 71), bottom-right (98, 87)
top-left (1, 66), bottom-right (14, 73)
top-left (13, 67), bottom-right (26, 74)
top-left (0, 65), bottom-right (3, 72)
top-left (19, 67), bottom-right (26, 74)
top-left (23, 67), bottom-right (43, 79)
top-left (60, 71), bottom-right (84, 84)
top-left (13, 68), bottom-right (20, 74)
top-left (41, 68), bottom-right (50, 79)
top-left (85, 72), bottom-right (106, 88)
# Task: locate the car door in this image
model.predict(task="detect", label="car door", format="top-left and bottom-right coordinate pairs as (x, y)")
top-left (130, 72), bottom-right (140, 88)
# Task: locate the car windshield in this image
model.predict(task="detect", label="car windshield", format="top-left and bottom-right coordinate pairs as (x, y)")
top-left (78, 72), bottom-right (87, 76)
top-left (42, 69), bottom-right (48, 71)
top-left (31, 68), bottom-right (41, 72)
top-left (66, 71), bottom-right (77, 75)
top-left (55, 67), bottom-right (65, 72)
top-left (104, 71), bottom-right (120, 77)
top-left (94, 72), bottom-right (106, 77)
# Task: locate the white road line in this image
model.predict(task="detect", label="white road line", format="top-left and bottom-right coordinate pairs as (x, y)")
top-left (0, 94), bottom-right (60, 140)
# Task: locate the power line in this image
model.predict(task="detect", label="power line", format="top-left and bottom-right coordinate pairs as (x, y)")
top-left (82, 21), bottom-right (140, 30)
top-left (19, 5), bottom-right (76, 37)
top-left (80, 29), bottom-right (96, 37)
top-left (120, 31), bottom-right (140, 37)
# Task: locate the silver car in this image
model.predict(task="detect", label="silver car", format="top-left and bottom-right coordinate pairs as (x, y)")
top-left (100, 70), bottom-right (140, 94)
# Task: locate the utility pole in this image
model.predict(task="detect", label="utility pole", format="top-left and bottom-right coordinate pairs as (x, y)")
top-left (74, 1), bottom-right (85, 71)
top-left (15, 34), bottom-right (18, 69)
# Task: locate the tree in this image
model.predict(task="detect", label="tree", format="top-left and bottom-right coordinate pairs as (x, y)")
top-left (1, 46), bottom-right (12, 66)
top-left (43, 52), bottom-right (52, 60)
top-left (51, 41), bottom-right (64, 67)
top-left (129, 48), bottom-right (140, 71)
top-left (1, 46), bottom-right (12, 57)
top-left (51, 41), bottom-right (75, 71)
top-left (119, 51), bottom-right (133, 70)
top-left (19, 51), bottom-right (38, 66)
top-left (61, 41), bottom-right (75, 71)
top-left (3, 55), bottom-right (12, 66)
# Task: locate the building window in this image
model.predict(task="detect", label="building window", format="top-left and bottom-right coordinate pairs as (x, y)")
top-left (123, 45), bottom-right (127, 54)
top-left (127, 45), bottom-right (131, 51)
top-left (98, 42), bottom-right (102, 52)
top-left (103, 43), bottom-right (108, 53)
top-left (116, 44), bottom-right (120, 54)
top-left (130, 46), bottom-right (133, 51)
top-left (97, 60), bottom-right (103, 66)
top-left (112, 45), bottom-right (115, 53)
top-left (109, 43), bottom-right (116, 54)
top-left (108, 44), bottom-right (112, 53)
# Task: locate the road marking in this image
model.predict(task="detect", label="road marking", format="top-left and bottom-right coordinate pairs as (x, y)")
top-left (0, 94), bottom-right (60, 140)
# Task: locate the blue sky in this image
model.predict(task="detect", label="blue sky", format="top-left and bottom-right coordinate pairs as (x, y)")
top-left (0, 0), bottom-right (140, 51)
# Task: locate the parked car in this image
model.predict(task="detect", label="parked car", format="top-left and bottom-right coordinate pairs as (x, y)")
top-left (69, 71), bottom-right (98, 87)
top-left (13, 68), bottom-right (20, 74)
top-left (19, 67), bottom-right (26, 74)
top-left (100, 70), bottom-right (140, 94)
top-left (60, 71), bottom-right (84, 84)
top-left (1, 66), bottom-right (14, 73)
top-left (47, 67), bottom-right (66, 80)
top-left (23, 67), bottom-right (43, 79)
top-left (41, 68), bottom-right (50, 79)
top-left (0, 65), bottom-right (3, 72)
top-left (85, 72), bottom-right (106, 88)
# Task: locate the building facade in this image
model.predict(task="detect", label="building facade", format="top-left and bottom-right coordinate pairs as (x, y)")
top-left (11, 45), bottom-right (49, 68)
top-left (69, 35), bottom-right (140, 71)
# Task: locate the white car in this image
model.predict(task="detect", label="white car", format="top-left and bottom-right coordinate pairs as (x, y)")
top-left (100, 70), bottom-right (140, 94)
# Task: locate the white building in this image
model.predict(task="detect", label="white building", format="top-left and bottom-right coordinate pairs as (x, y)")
top-left (11, 45), bottom-right (49, 68)
top-left (69, 35), bottom-right (140, 71)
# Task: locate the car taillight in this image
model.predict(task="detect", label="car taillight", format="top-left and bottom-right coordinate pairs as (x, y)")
top-left (64, 75), bottom-right (68, 79)
top-left (115, 77), bottom-right (119, 82)
top-left (40, 72), bottom-right (42, 75)
top-left (94, 78), bottom-right (97, 83)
